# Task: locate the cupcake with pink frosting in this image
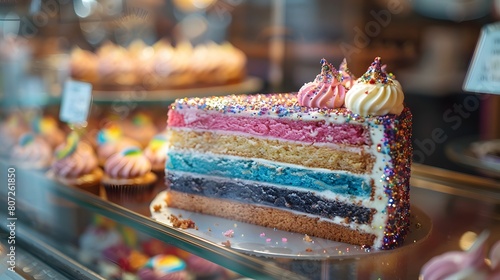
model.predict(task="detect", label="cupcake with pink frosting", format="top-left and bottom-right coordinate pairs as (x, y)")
top-left (11, 132), bottom-right (53, 170)
top-left (102, 146), bottom-right (157, 202)
top-left (297, 58), bottom-right (346, 109)
top-left (32, 115), bottom-right (66, 149)
top-left (96, 41), bottom-right (138, 90)
top-left (420, 231), bottom-right (500, 280)
top-left (69, 47), bottom-right (99, 84)
top-left (0, 112), bottom-right (30, 157)
top-left (46, 132), bottom-right (103, 195)
top-left (122, 112), bottom-right (158, 148)
top-left (96, 123), bottom-right (142, 166)
top-left (144, 133), bottom-right (169, 178)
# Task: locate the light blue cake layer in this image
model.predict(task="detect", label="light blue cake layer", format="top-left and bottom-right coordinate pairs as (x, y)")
top-left (167, 151), bottom-right (372, 197)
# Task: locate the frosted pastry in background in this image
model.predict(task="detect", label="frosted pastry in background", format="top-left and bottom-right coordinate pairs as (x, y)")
top-left (32, 115), bottom-right (66, 149)
top-left (78, 223), bottom-right (123, 265)
top-left (97, 41), bottom-right (138, 89)
top-left (137, 254), bottom-right (188, 280)
top-left (471, 139), bottom-right (500, 168)
top-left (68, 39), bottom-right (248, 90)
top-left (47, 132), bottom-right (103, 195)
top-left (96, 123), bottom-right (142, 165)
top-left (69, 47), bottom-right (98, 84)
top-left (122, 112), bottom-right (158, 148)
top-left (420, 232), bottom-right (500, 280)
top-left (143, 133), bottom-right (169, 177)
top-left (11, 133), bottom-right (53, 170)
top-left (102, 147), bottom-right (157, 202)
top-left (0, 113), bottom-right (30, 157)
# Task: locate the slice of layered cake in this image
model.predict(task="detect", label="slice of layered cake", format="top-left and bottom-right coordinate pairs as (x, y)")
top-left (164, 57), bottom-right (412, 250)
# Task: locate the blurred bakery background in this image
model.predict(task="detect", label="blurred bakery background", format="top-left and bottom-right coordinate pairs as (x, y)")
top-left (0, 0), bottom-right (499, 177)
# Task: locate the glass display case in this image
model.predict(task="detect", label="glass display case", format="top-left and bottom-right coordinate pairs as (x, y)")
top-left (0, 161), bottom-right (499, 279)
top-left (0, 1), bottom-right (499, 279)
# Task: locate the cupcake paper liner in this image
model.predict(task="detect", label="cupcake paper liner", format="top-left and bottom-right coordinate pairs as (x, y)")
top-left (104, 183), bottom-right (155, 203)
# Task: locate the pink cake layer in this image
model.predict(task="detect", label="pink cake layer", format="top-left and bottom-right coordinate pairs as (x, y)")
top-left (168, 110), bottom-right (371, 146)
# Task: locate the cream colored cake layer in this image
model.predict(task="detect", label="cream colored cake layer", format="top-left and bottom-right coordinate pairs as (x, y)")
top-left (166, 190), bottom-right (377, 247)
top-left (168, 129), bottom-right (375, 174)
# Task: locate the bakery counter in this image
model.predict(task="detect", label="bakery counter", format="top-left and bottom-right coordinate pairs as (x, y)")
top-left (0, 160), bottom-right (499, 279)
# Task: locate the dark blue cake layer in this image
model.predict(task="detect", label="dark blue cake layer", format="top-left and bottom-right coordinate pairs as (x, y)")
top-left (167, 151), bottom-right (372, 198)
top-left (167, 172), bottom-right (373, 224)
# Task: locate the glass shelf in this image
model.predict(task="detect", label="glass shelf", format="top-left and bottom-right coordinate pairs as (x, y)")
top-left (0, 160), bottom-right (499, 279)
top-left (90, 77), bottom-right (264, 104)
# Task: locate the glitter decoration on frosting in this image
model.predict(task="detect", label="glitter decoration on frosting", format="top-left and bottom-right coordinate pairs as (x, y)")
top-left (379, 107), bottom-right (412, 249)
top-left (169, 92), bottom-right (406, 126)
top-left (55, 131), bottom-right (80, 160)
top-left (381, 64), bottom-right (401, 88)
top-left (339, 58), bottom-right (356, 90)
top-left (358, 57), bottom-right (391, 84)
top-left (297, 58), bottom-right (346, 109)
top-left (344, 57), bottom-right (404, 117)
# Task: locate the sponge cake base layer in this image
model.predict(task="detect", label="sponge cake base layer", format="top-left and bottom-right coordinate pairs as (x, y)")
top-left (166, 190), bottom-right (376, 247)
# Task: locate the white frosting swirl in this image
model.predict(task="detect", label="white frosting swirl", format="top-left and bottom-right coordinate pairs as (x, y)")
top-left (345, 57), bottom-right (404, 116)
top-left (345, 82), bottom-right (404, 116)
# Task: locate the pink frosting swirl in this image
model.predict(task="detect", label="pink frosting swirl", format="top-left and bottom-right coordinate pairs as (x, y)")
top-left (51, 142), bottom-right (98, 178)
top-left (297, 58), bottom-right (346, 109)
top-left (11, 133), bottom-right (53, 169)
top-left (104, 147), bottom-right (151, 178)
top-left (97, 137), bottom-right (142, 163)
top-left (420, 232), bottom-right (500, 280)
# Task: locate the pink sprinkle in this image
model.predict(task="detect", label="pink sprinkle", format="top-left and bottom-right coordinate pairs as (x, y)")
top-left (282, 238), bottom-right (288, 243)
top-left (260, 233), bottom-right (266, 237)
top-left (223, 229), bottom-right (234, 238)
top-left (266, 238), bottom-right (271, 243)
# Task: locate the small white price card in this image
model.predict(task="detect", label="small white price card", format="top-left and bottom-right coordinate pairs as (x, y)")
top-left (59, 80), bottom-right (92, 124)
top-left (464, 22), bottom-right (500, 95)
